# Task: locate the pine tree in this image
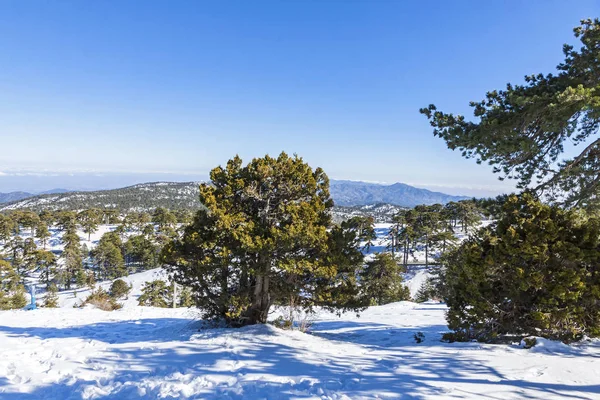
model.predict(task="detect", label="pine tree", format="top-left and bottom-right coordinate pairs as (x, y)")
top-left (0, 260), bottom-right (27, 310)
top-left (421, 19), bottom-right (600, 209)
top-left (162, 153), bottom-right (367, 325)
top-left (91, 232), bottom-right (125, 280)
top-left (44, 283), bottom-right (59, 308)
top-left (138, 280), bottom-right (171, 307)
top-left (0, 214), bottom-right (16, 245)
top-left (109, 279), bottom-right (131, 299)
top-left (61, 226), bottom-right (83, 289)
top-left (36, 250), bottom-right (57, 289)
top-left (35, 222), bottom-right (51, 249)
top-left (77, 209), bottom-right (101, 241)
top-left (444, 194), bottom-right (600, 342)
top-left (361, 253), bottom-right (410, 305)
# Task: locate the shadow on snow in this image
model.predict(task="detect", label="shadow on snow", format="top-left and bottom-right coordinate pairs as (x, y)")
top-left (0, 318), bottom-right (598, 399)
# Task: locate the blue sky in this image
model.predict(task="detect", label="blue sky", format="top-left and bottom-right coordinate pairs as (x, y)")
top-left (1, 1), bottom-right (598, 195)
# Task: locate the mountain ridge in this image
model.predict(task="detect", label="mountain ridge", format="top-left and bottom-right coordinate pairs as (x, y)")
top-left (0, 180), bottom-right (469, 211)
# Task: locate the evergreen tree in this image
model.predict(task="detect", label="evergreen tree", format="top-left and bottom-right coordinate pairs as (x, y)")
top-left (443, 194), bottom-right (600, 342)
top-left (44, 283), bottom-right (59, 308)
top-left (16, 210), bottom-right (40, 237)
top-left (77, 208), bottom-right (101, 241)
top-left (0, 214), bottom-right (16, 244)
top-left (36, 250), bottom-right (57, 289)
top-left (0, 260), bottom-right (27, 310)
top-left (178, 286), bottom-right (194, 307)
top-left (109, 279), bottom-right (131, 299)
top-left (124, 235), bottom-right (159, 271)
top-left (61, 226), bottom-right (83, 289)
top-left (138, 280), bottom-right (171, 307)
top-left (421, 19), bottom-right (600, 209)
top-left (55, 211), bottom-right (78, 232)
top-left (163, 153), bottom-right (366, 325)
top-left (35, 221), bottom-right (51, 249)
top-left (361, 253), bottom-right (410, 305)
top-left (152, 207), bottom-right (177, 233)
top-left (92, 232), bottom-right (125, 279)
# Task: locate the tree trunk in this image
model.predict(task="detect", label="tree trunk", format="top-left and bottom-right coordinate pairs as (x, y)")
top-left (247, 274), bottom-right (271, 324)
top-left (425, 233), bottom-right (429, 268)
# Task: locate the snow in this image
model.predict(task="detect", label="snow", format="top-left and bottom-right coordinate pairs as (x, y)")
top-left (1, 270), bottom-right (599, 399)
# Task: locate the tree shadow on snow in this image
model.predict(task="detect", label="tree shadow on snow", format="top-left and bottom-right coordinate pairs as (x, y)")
top-left (0, 319), bottom-right (598, 399)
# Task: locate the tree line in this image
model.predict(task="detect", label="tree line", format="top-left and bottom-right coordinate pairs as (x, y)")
top-left (0, 207), bottom-right (193, 309)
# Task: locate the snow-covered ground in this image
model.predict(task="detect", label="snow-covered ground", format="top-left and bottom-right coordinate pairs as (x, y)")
top-left (1, 270), bottom-right (599, 399)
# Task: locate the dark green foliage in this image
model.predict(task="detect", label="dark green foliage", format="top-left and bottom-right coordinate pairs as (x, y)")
top-left (163, 153), bottom-right (367, 325)
top-left (414, 278), bottom-right (438, 303)
top-left (361, 253), bottom-right (410, 305)
top-left (421, 19), bottom-right (600, 209)
top-left (44, 284), bottom-right (59, 308)
top-left (61, 226), bottom-right (83, 289)
top-left (152, 207), bottom-right (177, 233)
top-left (77, 208), bottom-right (101, 240)
top-left (82, 287), bottom-right (122, 311)
top-left (91, 232), bottom-right (125, 280)
top-left (36, 250), bottom-right (57, 289)
top-left (138, 280), bottom-right (171, 308)
top-left (124, 235), bottom-right (159, 271)
top-left (178, 286), bottom-right (194, 308)
top-left (414, 332), bottom-right (425, 343)
top-left (0, 260), bottom-right (27, 310)
top-left (109, 279), bottom-right (131, 299)
top-left (35, 222), bottom-right (51, 249)
top-left (444, 194), bottom-right (600, 342)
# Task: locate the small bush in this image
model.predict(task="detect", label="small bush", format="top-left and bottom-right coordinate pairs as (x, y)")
top-left (109, 279), bottom-right (131, 299)
top-left (82, 287), bottom-right (122, 311)
top-left (361, 253), bottom-right (410, 305)
top-left (138, 280), bottom-right (171, 307)
top-left (44, 284), bottom-right (60, 308)
top-left (414, 332), bottom-right (425, 343)
top-left (441, 331), bottom-right (471, 343)
top-left (9, 286), bottom-right (27, 309)
top-left (521, 337), bottom-right (537, 349)
top-left (178, 286), bottom-right (194, 307)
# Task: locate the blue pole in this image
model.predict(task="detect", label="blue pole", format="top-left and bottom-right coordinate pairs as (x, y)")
top-left (29, 285), bottom-right (37, 310)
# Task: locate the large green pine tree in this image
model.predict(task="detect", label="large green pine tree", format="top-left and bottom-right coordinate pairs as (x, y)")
top-left (443, 194), bottom-right (600, 341)
top-left (163, 153), bottom-right (367, 325)
top-left (421, 19), bottom-right (600, 209)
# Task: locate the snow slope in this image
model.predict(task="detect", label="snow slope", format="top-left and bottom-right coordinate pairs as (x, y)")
top-left (1, 299), bottom-right (599, 398)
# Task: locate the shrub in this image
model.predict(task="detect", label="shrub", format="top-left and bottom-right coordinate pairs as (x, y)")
top-left (138, 280), bottom-right (171, 307)
top-left (7, 286), bottom-right (27, 309)
top-left (361, 253), bottom-right (410, 305)
top-left (44, 284), bottom-right (60, 308)
top-left (414, 332), bottom-right (425, 343)
top-left (82, 287), bottom-right (122, 311)
top-left (443, 194), bottom-right (600, 342)
top-left (178, 286), bottom-right (194, 307)
top-left (109, 279), bottom-right (131, 299)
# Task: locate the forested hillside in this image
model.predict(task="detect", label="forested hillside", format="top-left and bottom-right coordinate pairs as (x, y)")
top-left (0, 180), bottom-right (468, 213)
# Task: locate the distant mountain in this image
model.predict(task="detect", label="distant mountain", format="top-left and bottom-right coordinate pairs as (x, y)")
top-left (0, 189), bottom-right (71, 204)
top-left (0, 182), bottom-right (202, 212)
top-left (39, 188), bottom-right (70, 195)
top-left (329, 180), bottom-right (469, 207)
top-left (0, 180), bottom-right (469, 213)
top-left (0, 191), bottom-right (33, 204)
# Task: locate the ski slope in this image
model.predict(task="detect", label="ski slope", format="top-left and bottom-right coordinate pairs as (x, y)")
top-left (1, 270), bottom-right (599, 399)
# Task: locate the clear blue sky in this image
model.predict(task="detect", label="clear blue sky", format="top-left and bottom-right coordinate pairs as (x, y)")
top-left (1, 1), bottom-right (598, 195)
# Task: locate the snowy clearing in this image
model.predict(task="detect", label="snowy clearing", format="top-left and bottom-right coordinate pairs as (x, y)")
top-left (1, 302), bottom-right (599, 399)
